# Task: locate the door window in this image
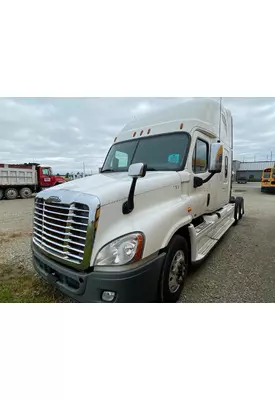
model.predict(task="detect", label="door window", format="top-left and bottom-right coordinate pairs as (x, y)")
top-left (42, 168), bottom-right (50, 175)
top-left (192, 139), bottom-right (208, 174)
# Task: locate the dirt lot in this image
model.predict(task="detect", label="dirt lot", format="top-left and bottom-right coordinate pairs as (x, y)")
top-left (181, 183), bottom-right (275, 302)
top-left (0, 183), bottom-right (275, 302)
top-left (0, 197), bottom-right (68, 302)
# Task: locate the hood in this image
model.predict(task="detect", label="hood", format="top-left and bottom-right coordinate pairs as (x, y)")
top-left (49, 171), bottom-right (181, 206)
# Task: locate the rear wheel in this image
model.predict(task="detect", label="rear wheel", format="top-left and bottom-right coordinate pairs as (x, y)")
top-left (236, 196), bottom-right (244, 219)
top-left (5, 187), bottom-right (18, 200)
top-left (0, 189), bottom-right (4, 200)
top-left (19, 187), bottom-right (32, 199)
top-left (233, 197), bottom-right (242, 225)
top-left (159, 235), bottom-right (189, 303)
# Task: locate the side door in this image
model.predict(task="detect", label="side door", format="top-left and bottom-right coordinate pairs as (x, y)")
top-left (39, 167), bottom-right (52, 188)
top-left (191, 135), bottom-right (210, 218)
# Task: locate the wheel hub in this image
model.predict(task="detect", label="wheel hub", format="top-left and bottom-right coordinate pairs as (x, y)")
top-left (168, 250), bottom-right (186, 293)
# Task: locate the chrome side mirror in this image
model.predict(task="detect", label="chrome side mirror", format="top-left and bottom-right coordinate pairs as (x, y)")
top-left (123, 163), bottom-right (147, 215)
top-left (209, 143), bottom-right (223, 173)
top-left (128, 163), bottom-right (147, 178)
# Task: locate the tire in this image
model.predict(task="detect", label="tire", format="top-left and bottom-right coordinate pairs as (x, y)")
top-left (19, 187), bottom-right (32, 199)
top-left (236, 196), bottom-right (244, 219)
top-left (0, 189), bottom-right (4, 200)
top-left (233, 197), bottom-right (242, 225)
top-left (5, 187), bottom-right (18, 200)
top-left (159, 235), bottom-right (189, 303)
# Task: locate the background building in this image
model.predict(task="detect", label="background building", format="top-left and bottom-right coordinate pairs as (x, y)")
top-left (233, 161), bottom-right (275, 181)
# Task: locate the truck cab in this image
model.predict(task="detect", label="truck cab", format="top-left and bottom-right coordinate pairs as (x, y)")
top-left (32, 98), bottom-right (244, 303)
top-left (37, 166), bottom-right (65, 189)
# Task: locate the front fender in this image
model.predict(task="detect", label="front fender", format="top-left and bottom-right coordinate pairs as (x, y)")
top-left (140, 203), bottom-right (193, 256)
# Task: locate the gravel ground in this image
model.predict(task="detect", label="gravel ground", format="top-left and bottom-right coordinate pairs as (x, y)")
top-left (181, 183), bottom-right (275, 302)
top-left (0, 197), bottom-right (35, 275)
top-left (0, 183), bottom-right (275, 302)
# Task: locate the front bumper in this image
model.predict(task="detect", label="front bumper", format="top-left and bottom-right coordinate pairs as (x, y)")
top-left (32, 245), bottom-right (165, 303)
top-left (261, 186), bottom-right (275, 193)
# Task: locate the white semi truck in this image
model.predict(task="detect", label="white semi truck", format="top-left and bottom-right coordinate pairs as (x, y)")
top-left (31, 98), bottom-right (244, 302)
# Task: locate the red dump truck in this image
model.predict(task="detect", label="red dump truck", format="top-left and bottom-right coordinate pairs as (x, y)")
top-left (0, 163), bottom-right (65, 200)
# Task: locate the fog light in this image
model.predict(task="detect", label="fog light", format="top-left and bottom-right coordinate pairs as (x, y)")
top-left (102, 291), bottom-right (116, 302)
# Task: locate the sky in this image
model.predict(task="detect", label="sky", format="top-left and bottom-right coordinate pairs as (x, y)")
top-left (0, 97), bottom-right (275, 174)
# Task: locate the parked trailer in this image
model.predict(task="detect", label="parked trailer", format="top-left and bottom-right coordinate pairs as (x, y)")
top-left (32, 98), bottom-right (245, 303)
top-left (0, 163), bottom-right (65, 200)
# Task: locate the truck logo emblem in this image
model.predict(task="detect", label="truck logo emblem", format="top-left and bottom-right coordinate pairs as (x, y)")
top-left (46, 196), bottom-right (61, 203)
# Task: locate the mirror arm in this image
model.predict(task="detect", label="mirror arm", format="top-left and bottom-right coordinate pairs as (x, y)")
top-left (202, 171), bottom-right (216, 184)
top-left (122, 177), bottom-right (138, 215)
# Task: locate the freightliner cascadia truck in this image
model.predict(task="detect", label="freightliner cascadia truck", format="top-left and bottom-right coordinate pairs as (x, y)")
top-left (31, 98), bottom-right (244, 302)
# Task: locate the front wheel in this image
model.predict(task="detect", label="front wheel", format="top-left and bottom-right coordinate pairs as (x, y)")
top-left (159, 235), bottom-right (189, 303)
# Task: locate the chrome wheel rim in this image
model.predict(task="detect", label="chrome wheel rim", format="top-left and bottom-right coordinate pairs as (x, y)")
top-left (168, 250), bottom-right (186, 293)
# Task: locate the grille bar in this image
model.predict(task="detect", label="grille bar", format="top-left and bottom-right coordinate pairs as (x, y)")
top-left (35, 207), bottom-right (89, 219)
top-left (33, 198), bottom-right (89, 264)
top-left (35, 213), bottom-right (88, 226)
top-left (34, 218), bottom-right (87, 234)
top-left (33, 227), bottom-right (86, 247)
top-left (33, 232), bottom-right (85, 253)
top-left (33, 237), bottom-right (83, 261)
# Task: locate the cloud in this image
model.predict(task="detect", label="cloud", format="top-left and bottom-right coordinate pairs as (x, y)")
top-left (0, 97), bottom-right (275, 173)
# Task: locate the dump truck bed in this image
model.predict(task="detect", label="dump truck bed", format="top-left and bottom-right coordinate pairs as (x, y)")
top-left (0, 164), bottom-right (37, 187)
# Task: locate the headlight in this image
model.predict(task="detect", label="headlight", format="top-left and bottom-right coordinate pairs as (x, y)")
top-left (94, 232), bottom-right (144, 266)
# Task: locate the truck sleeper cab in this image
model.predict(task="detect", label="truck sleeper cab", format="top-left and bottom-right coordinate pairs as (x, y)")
top-left (32, 98), bottom-right (244, 303)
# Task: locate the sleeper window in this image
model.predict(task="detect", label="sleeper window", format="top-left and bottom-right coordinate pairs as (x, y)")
top-left (225, 156), bottom-right (228, 178)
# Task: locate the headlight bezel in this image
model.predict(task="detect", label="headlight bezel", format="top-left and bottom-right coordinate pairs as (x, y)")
top-left (94, 231), bottom-right (145, 267)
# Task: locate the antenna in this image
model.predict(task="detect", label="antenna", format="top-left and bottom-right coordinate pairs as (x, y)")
top-left (218, 97), bottom-right (222, 142)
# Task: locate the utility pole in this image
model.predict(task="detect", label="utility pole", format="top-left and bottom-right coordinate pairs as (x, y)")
top-left (83, 162), bottom-right (86, 177)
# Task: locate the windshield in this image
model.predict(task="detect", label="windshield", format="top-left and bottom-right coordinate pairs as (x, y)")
top-left (102, 132), bottom-right (190, 172)
top-left (263, 172), bottom-right (271, 179)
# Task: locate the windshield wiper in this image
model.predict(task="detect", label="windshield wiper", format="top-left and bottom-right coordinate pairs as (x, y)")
top-left (101, 169), bottom-right (115, 173)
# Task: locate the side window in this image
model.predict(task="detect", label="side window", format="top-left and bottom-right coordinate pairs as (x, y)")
top-left (192, 139), bottom-right (208, 174)
top-left (42, 168), bottom-right (50, 175)
top-left (225, 156), bottom-right (228, 178)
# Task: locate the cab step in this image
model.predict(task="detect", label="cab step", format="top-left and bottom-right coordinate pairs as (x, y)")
top-left (188, 203), bottom-right (235, 262)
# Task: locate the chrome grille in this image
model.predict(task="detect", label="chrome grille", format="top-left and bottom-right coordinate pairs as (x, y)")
top-left (33, 198), bottom-right (89, 264)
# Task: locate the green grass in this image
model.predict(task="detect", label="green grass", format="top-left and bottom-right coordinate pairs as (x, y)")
top-left (0, 265), bottom-right (71, 303)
